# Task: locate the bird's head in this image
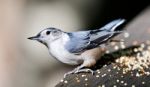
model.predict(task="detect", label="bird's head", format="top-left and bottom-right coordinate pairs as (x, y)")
top-left (28, 27), bottom-right (63, 46)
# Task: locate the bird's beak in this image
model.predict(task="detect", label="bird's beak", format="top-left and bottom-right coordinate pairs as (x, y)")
top-left (28, 35), bottom-right (40, 40)
top-left (28, 34), bottom-right (47, 47)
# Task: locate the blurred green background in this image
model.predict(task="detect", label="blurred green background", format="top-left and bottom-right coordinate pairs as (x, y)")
top-left (0, 0), bottom-right (149, 87)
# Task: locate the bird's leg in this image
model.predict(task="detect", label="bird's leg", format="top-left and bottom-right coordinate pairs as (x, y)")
top-left (64, 48), bottom-right (101, 78)
top-left (64, 64), bottom-right (94, 78)
top-left (64, 59), bottom-right (96, 78)
top-left (74, 59), bottom-right (96, 74)
top-left (74, 64), bottom-right (94, 75)
top-left (64, 66), bottom-right (82, 78)
top-left (64, 65), bottom-right (84, 78)
top-left (64, 69), bottom-right (76, 78)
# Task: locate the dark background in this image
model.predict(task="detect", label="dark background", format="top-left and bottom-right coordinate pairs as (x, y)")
top-left (100, 1), bottom-right (148, 28)
top-left (69, 0), bottom-right (150, 29)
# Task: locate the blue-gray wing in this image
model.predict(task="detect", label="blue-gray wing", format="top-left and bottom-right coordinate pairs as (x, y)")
top-left (65, 19), bottom-right (125, 53)
top-left (64, 31), bottom-right (91, 53)
top-left (64, 30), bottom-right (113, 53)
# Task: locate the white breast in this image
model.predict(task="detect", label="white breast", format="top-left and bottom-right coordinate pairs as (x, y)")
top-left (49, 34), bottom-right (82, 65)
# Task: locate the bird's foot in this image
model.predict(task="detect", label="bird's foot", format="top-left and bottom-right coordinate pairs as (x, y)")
top-left (74, 68), bottom-right (94, 74)
top-left (64, 68), bottom-right (94, 78)
top-left (64, 69), bottom-right (76, 78)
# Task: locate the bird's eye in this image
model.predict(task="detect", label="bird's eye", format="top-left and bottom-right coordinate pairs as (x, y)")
top-left (46, 31), bottom-right (50, 35)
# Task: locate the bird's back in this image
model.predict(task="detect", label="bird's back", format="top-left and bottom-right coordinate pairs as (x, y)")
top-left (65, 19), bottom-right (125, 54)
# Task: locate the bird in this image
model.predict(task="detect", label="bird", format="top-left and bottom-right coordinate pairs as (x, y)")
top-left (28, 19), bottom-right (125, 77)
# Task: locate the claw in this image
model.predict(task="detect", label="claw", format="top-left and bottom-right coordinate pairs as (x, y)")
top-left (64, 69), bottom-right (76, 78)
top-left (64, 72), bottom-right (72, 78)
top-left (64, 68), bottom-right (95, 78)
top-left (74, 68), bottom-right (95, 75)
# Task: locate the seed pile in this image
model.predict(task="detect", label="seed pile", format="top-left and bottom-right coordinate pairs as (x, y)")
top-left (115, 42), bottom-right (150, 76)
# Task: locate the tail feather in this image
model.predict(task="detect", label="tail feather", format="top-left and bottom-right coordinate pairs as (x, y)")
top-left (100, 19), bottom-right (126, 31)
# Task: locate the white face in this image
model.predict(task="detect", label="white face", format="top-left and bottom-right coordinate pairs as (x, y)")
top-left (28, 28), bottom-right (62, 46)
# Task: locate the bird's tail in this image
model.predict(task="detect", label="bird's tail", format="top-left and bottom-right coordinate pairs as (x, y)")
top-left (100, 19), bottom-right (126, 32)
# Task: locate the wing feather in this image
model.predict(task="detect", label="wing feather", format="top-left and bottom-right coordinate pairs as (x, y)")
top-left (65, 31), bottom-right (90, 53)
top-left (64, 19), bottom-right (125, 53)
top-left (64, 30), bottom-right (114, 53)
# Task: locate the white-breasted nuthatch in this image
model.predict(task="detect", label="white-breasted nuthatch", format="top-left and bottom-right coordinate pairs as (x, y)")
top-left (28, 19), bottom-right (125, 77)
